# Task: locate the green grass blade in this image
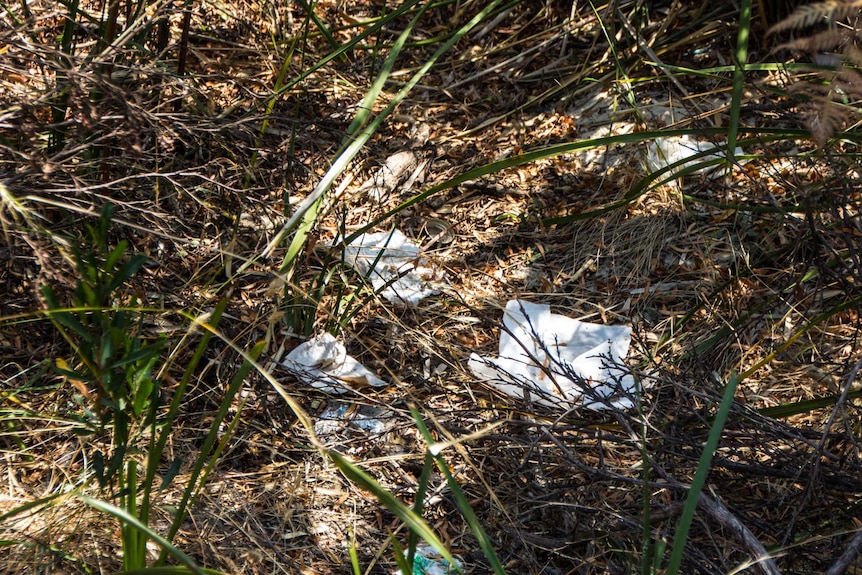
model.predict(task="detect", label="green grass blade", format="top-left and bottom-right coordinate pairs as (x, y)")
top-left (665, 374), bottom-right (739, 574)
top-left (390, 535), bottom-right (414, 575)
top-left (275, 1), bottom-right (433, 276)
top-left (293, 0), bottom-right (345, 59)
top-left (349, 531), bottom-right (363, 575)
top-left (249, 3), bottom-right (311, 177)
top-left (727, 0), bottom-right (753, 166)
top-left (122, 459), bottom-right (143, 571)
top-left (142, 300), bottom-right (228, 525)
top-left (0, 493), bottom-right (66, 523)
top-left (178, 314), bottom-right (318, 441)
top-left (410, 409), bottom-right (505, 575)
top-left (326, 448), bottom-right (458, 570)
top-left (639, 397), bottom-right (653, 575)
top-left (157, 340), bottom-right (266, 565)
top-left (756, 389), bottom-right (862, 419)
top-left (248, 0), bottom-right (425, 119)
top-left (349, 129), bottom-right (802, 237)
top-left (50, 0), bottom-right (78, 150)
top-left (78, 494), bottom-right (207, 575)
top-left (265, 0), bottom-right (507, 264)
top-left (408, 450), bottom-right (435, 566)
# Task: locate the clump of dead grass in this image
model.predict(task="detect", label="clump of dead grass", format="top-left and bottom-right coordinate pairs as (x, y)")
top-left (3, 1), bottom-right (862, 574)
top-left (768, 0), bottom-right (862, 146)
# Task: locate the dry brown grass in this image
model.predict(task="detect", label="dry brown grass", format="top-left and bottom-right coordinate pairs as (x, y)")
top-left (2, 1), bottom-right (862, 574)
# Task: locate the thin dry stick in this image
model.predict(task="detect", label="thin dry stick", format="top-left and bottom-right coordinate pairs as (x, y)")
top-left (609, 406), bottom-right (781, 575)
top-left (821, 361), bottom-right (862, 575)
top-left (614, 5), bottom-right (709, 120)
top-left (698, 492), bottom-right (782, 575)
top-left (826, 527), bottom-right (862, 575)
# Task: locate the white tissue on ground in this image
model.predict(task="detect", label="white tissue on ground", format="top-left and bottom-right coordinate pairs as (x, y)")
top-left (468, 300), bottom-right (636, 410)
top-left (313, 400), bottom-right (391, 436)
top-left (339, 229), bottom-right (443, 306)
top-left (282, 332), bottom-right (385, 394)
top-left (647, 135), bottom-right (743, 178)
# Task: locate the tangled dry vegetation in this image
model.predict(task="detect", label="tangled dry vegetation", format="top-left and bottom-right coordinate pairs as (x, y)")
top-left (2, 0), bottom-right (862, 574)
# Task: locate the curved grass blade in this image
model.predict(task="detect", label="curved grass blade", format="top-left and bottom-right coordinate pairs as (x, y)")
top-left (264, 0), bottom-right (507, 264)
top-left (326, 449), bottom-right (459, 571)
top-left (390, 535), bottom-right (413, 575)
top-left (78, 494), bottom-right (209, 575)
top-left (756, 389), bottom-right (862, 419)
top-left (157, 340), bottom-right (266, 564)
top-left (0, 492), bottom-right (67, 523)
top-left (276, 1), bottom-right (434, 276)
top-left (727, 0), bottom-right (753, 166)
top-left (410, 408), bottom-right (505, 575)
top-left (349, 129), bottom-right (806, 237)
top-left (245, 0), bottom-right (424, 119)
top-left (293, 0), bottom-right (346, 60)
top-left (141, 300), bottom-right (228, 528)
top-left (408, 450), bottom-right (435, 567)
top-left (665, 374), bottom-right (739, 575)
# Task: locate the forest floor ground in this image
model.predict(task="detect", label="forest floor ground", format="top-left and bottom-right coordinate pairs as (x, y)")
top-left (2, 1), bottom-right (862, 574)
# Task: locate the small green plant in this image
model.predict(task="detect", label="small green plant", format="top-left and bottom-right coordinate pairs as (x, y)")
top-left (41, 202), bottom-right (161, 487)
top-left (31, 203), bottom-right (257, 573)
top-left (323, 408), bottom-right (507, 575)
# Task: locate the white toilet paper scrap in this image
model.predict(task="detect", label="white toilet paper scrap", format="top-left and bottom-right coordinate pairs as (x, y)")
top-left (340, 229), bottom-right (443, 306)
top-left (314, 401), bottom-right (390, 436)
top-left (647, 135), bottom-right (743, 178)
top-left (468, 300), bottom-right (636, 410)
top-left (283, 333), bottom-right (385, 394)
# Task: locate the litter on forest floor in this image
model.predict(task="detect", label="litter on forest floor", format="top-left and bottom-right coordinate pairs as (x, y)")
top-left (313, 400), bottom-right (391, 436)
top-left (646, 135), bottom-right (744, 179)
top-left (339, 229), bottom-right (444, 306)
top-left (469, 300), bottom-right (636, 410)
top-left (282, 333), bottom-right (386, 394)
top-left (395, 544), bottom-right (464, 575)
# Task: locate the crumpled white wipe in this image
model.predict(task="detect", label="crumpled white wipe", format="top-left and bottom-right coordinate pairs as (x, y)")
top-left (647, 135), bottom-right (744, 179)
top-left (339, 229), bottom-right (444, 306)
top-left (468, 300), bottom-right (636, 410)
top-left (283, 333), bottom-right (385, 394)
top-left (314, 401), bottom-right (391, 436)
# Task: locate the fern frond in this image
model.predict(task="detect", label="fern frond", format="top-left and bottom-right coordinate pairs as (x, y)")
top-left (833, 65), bottom-right (862, 90)
top-left (789, 80), bottom-right (838, 96)
top-left (807, 98), bottom-right (850, 145)
top-left (844, 43), bottom-right (862, 66)
top-left (768, 0), bottom-right (862, 36)
top-left (774, 28), bottom-right (851, 54)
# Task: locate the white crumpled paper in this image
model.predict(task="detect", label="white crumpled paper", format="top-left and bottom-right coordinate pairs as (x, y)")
top-left (283, 333), bottom-right (385, 394)
top-left (314, 400), bottom-right (391, 436)
top-left (468, 300), bottom-right (636, 410)
top-left (647, 135), bottom-right (743, 179)
top-left (340, 229), bottom-right (443, 306)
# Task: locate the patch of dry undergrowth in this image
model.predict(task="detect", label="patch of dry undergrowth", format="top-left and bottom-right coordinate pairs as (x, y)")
top-left (2, 1), bottom-right (862, 574)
